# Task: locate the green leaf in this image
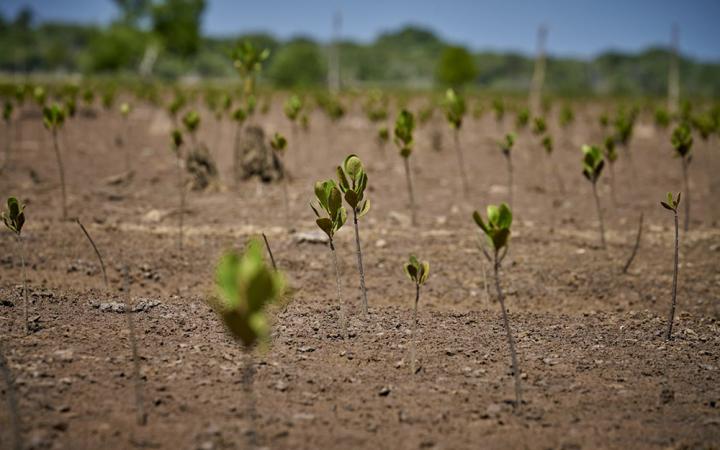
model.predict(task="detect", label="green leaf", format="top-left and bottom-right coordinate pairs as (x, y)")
top-left (472, 211), bottom-right (488, 233)
top-left (344, 154), bottom-right (363, 179)
top-left (344, 190), bottom-right (358, 209)
top-left (328, 185), bottom-right (342, 216)
top-left (357, 199), bottom-right (371, 218)
top-left (405, 262), bottom-right (417, 282)
top-left (660, 201), bottom-right (673, 211)
top-left (419, 261), bottom-right (430, 285)
top-left (337, 206), bottom-right (347, 229)
top-left (497, 203), bottom-right (512, 229)
top-left (316, 217), bottom-right (334, 238)
top-left (336, 166), bottom-right (350, 192)
top-left (487, 205), bottom-right (500, 226)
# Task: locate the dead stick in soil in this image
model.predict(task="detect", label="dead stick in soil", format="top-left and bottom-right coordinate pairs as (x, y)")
top-left (76, 218), bottom-right (109, 289)
top-left (0, 341), bottom-right (23, 450)
top-left (622, 212), bottom-right (644, 274)
top-left (122, 263), bottom-right (147, 426)
top-left (261, 233), bottom-right (277, 271)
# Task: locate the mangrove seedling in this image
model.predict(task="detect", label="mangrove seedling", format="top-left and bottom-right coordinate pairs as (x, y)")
top-left (270, 132), bottom-right (290, 227)
top-left (403, 255), bottom-right (429, 375)
top-left (499, 133), bottom-right (515, 209)
top-left (182, 110), bottom-right (201, 148)
top-left (43, 103), bottom-right (68, 220)
top-left (603, 136), bottom-right (619, 206)
top-left (660, 192), bottom-right (681, 340)
top-left (119, 102), bottom-right (132, 173)
top-left (472, 203), bottom-right (523, 410)
top-left (444, 89), bottom-right (469, 197)
top-left (613, 108), bottom-right (637, 169)
top-left (532, 116), bottom-right (547, 137)
top-left (671, 123), bottom-right (693, 231)
top-left (284, 95), bottom-right (303, 161)
top-left (394, 109), bottom-right (417, 226)
top-left (213, 239), bottom-right (284, 446)
top-left (2, 197), bottom-right (29, 334)
top-left (377, 126), bottom-right (389, 154)
top-left (170, 130), bottom-right (186, 252)
top-left (559, 105), bottom-right (575, 128)
top-left (581, 145), bottom-right (606, 249)
top-left (515, 108), bottom-right (530, 130)
top-left (310, 180), bottom-right (348, 335)
top-left (231, 41), bottom-right (270, 110)
top-left (337, 154), bottom-right (371, 316)
top-left (655, 107), bottom-right (671, 129)
top-left (541, 134), bottom-right (565, 194)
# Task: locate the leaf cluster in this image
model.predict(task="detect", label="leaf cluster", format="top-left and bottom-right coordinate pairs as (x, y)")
top-left (581, 144), bottom-right (604, 183)
top-left (394, 109), bottom-right (415, 158)
top-left (1, 197), bottom-right (25, 235)
top-left (473, 203), bottom-right (513, 251)
top-left (42, 103), bottom-right (66, 131)
top-left (182, 110), bottom-right (201, 134)
top-left (660, 192), bottom-right (681, 212)
top-left (671, 123), bottom-right (693, 159)
top-left (311, 180), bottom-right (347, 240)
top-left (270, 132), bottom-right (287, 152)
top-left (499, 133), bottom-right (515, 157)
top-left (403, 255), bottom-right (429, 286)
top-left (231, 40), bottom-right (270, 77)
top-left (337, 154), bottom-right (370, 217)
top-left (284, 95), bottom-right (303, 122)
top-left (443, 88), bottom-right (465, 129)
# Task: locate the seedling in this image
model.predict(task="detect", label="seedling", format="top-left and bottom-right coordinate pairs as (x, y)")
top-left (671, 123), bottom-right (693, 231)
top-left (581, 145), bottom-right (606, 249)
top-left (532, 116), bottom-right (547, 136)
top-left (394, 109), bottom-right (417, 226)
top-left (603, 136), bottom-right (619, 206)
top-left (337, 155), bottom-right (371, 316)
top-left (170, 129), bottom-right (186, 252)
top-left (231, 41), bottom-right (270, 111)
top-left (660, 192), bottom-right (681, 340)
top-left (182, 110), bottom-right (201, 148)
top-left (472, 203), bottom-right (523, 410)
top-left (377, 126), bottom-right (389, 154)
top-left (167, 93), bottom-right (186, 127)
top-left (622, 213), bottom-right (644, 274)
top-left (213, 239), bottom-right (284, 446)
top-left (559, 105), bottom-right (575, 128)
top-left (499, 133), bottom-right (515, 209)
top-left (515, 108), bottom-right (530, 130)
top-left (444, 89), bottom-right (469, 197)
top-left (403, 255), bottom-right (429, 374)
top-left (613, 108), bottom-right (637, 169)
top-left (655, 107), bottom-right (671, 129)
top-left (119, 102), bottom-right (132, 173)
top-left (43, 103), bottom-right (68, 220)
top-left (2, 197), bottom-right (29, 334)
top-left (310, 180), bottom-right (348, 335)
top-left (270, 132), bottom-right (290, 227)
top-left (284, 95), bottom-right (303, 153)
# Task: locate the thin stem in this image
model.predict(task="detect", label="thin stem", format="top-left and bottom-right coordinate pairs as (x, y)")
top-left (591, 181), bottom-right (606, 249)
top-left (242, 349), bottom-right (257, 449)
top-left (261, 233), bottom-right (277, 271)
top-left (493, 250), bottom-right (522, 411)
top-left (609, 162), bottom-right (617, 207)
top-left (51, 129), bottom-right (68, 220)
top-left (666, 211), bottom-right (679, 340)
top-left (0, 341), bottom-right (23, 450)
top-left (1, 120), bottom-right (10, 174)
top-left (402, 157), bottom-right (417, 226)
top-left (16, 235), bottom-right (29, 335)
top-left (76, 218), bottom-right (109, 289)
top-left (551, 157), bottom-right (565, 194)
top-left (280, 155), bottom-right (290, 229)
top-left (352, 209), bottom-right (368, 317)
top-left (330, 240), bottom-right (346, 338)
top-left (622, 212), bottom-right (644, 274)
top-left (453, 128), bottom-right (469, 197)
top-left (123, 264), bottom-right (147, 426)
top-left (410, 283), bottom-right (419, 375)
top-left (681, 159), bottom-right (690, 232)
top-left (122, 118), bottom-right (130, 174)
top-left (505, 153), bottom-right (513, 210)
top-left (176, 154), bottom-right (185, 253)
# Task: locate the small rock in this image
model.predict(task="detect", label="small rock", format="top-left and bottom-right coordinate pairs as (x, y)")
top-left (388, 211), bottom-right (411, 227)
top-left (293, 231), bottom-right (329, 245)
top-left (99, 302), bottom-right (126, 313)
top-left (298, 346), bottom-right (315, 353)
top-left (275, 381), bottom-right (288, 392)
top-left (378, 386), bottom-right (391, 396)
top-left (375, 239), bottom-right (387, 248)
top-left (53, 349), bottom-right (74, 363)
top-left (142, 209), bottom-right (168, 223)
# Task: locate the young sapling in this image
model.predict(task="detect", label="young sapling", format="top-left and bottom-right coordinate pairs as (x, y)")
top-left (310, 180), bottom-right (348, 335)
top-left (43, 103), bottom-right (68, 220)
top-left (269, 132), bottom-right (290, 227)
top-left (444, 89), bottom-right (469, 197)
top-left (170, 130), bottom-right (186, 252)
top-left (541, 133), bottom-right (565, 194)
top-left (284, 95), bottom-right (303, 157)
top-left (499, 133), bottom-right (515, 209)
top-left (182, 110), bottom-right (201, 150)
top-left (472, 203), bottom-right (523, 410)
top-left (212, 240), bottom-right (284, 446)
top-left (660, 192), bottom-right (681, 340)
top-left (394, 109), bottom-right (417, 226)
top-left (403, 255), bottom-right (430, 375)
top-left (337, 154), bottom-right (371, 316)
top-left (2, 197), bottom-right (29, 334)
top-left (670, 123), bottom-right (693, 231)
top-left (581, 145), bottom-right (606, 249)
top-left (231, 41), bottom-right (270, 116)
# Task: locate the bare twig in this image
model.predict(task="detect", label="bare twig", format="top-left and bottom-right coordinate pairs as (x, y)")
top-left (76, 218), bottom-right (109, 289)
top-left (123, 264), bottom-right (147, 426)
top-left (0, 341), bottom-right (23, 450)
top-left (261, 233), bottom-right (277, 271)
top-left (666, 209), bottom-right (680, 340)
top-left (622, 212), bottom-right (644, 274)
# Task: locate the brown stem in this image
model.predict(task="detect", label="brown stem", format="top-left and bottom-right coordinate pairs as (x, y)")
top-left (76, 218), bottom-right (109, 289)
top-left (622, 212), bottom-right (644, 274)
top-left (402, 157), bottom-right (417, 226)
top-left (352, 209), bottom-right (368, 316)
top-left (123, 264), bottom-right (147, 426)
top-left (0, 341), bottom-right (23, 450)
top-left (681, 159), bottom-right (690, 232)
top-left (666, 210), bottom-right (679, 340)
top-left (51, 129), bottom-right (67, 220)
top-left (330, 240), bottom-right (346, 338)
top-left (591, 181), bottom-right (606, 249)
top-left (493, 250), bottom-right (522, 411)
top-left (1, 120), bottom-right (10, 174)
top-left (505, 153), bottom-right (513, 210)
top-left (242, 349), bottom-right (257, 449)
top-left (18, 236), bottom-right (28, 335)
top-left (410, 283), bottom-right (419, 375)
top-left (261, 233), bottom-right (277, 271)
top-left (453, 128), bottom-right (469, 197)
top-left (609, 162), bottom-right (617, 207)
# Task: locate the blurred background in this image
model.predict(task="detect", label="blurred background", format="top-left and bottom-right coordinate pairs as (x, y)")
top-left (0, 0), bottom-right (718, 97)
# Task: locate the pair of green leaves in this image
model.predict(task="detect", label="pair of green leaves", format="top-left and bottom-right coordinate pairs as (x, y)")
top-left (473, 203), bottom-right (513, 251)
top-left (182, 110), bottom-right (201, 134)
top-left (214, 239), bottom-right (284, 348)
top-left (337, 155), bottom-right (370, 216)
top-left (33, 86), bottom-right (46, 106)
top-left (559, 105), bottom-right (575, 128)
top-left (231, 41), bottom-right (271, 77)
top-left (444, 89), bottom-right (465, 129)
top-left (581, 145), bottom-right (604, 183)
top-left (603, 136), bottom-right (618, 163)
top-left (42, 104), bottom-right (65, 131)
top-left (311, 180), bottom-right (347, 240)
top-left (614, 108), bottom-right (636, 145)
top-left (499, 133), bottom-right (515, 157)
top-left (1, 197), bottom-right (25, 235)
top-left (270, 132), bottom-right (287, 152)
top-left (284, 95), bottom-right (303, 122)
top-left (403, 255), bottom-right (430, 286)
top-left (671, 123), bottom-right (693, 159)
top-left (492, 99), bottom-right (505, 121)
top-left (394, 109), bottom-right (415, 158)
top-left (660, 192), bottom-right (681, 212)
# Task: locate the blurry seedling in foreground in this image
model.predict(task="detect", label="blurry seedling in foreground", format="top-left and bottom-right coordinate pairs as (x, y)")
top-left (403, 255), bottom-right (430, 375)
top-left (170, 130), bottom-right (186, 252)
